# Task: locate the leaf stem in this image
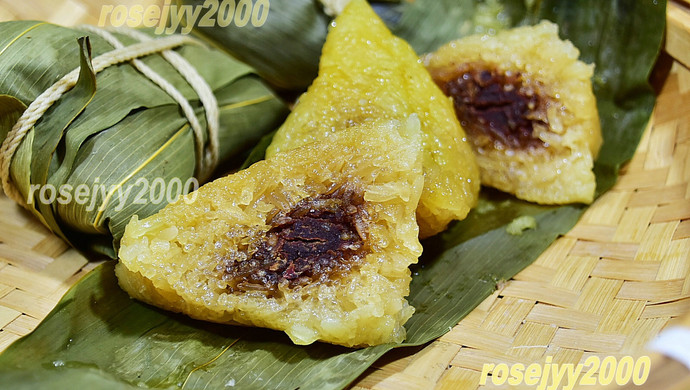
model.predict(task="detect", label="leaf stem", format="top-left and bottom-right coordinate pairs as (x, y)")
top-left (180, 338), bottom-right (240, 389)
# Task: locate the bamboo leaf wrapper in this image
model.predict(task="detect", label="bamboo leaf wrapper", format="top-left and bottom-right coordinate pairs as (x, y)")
top-left (0, 21), bottom-right (289, 258)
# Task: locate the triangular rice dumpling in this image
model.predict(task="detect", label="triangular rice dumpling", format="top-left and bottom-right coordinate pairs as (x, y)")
top-left (424, 21), bottom-right (602, 204)
top-left (116, 117), bottom-right (424, 347)
top-left (266, 0), bottom-right (480, 238)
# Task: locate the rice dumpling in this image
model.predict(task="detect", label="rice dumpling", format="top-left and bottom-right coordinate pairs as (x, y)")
top-left (116, 117), bottom-right (424, 347)
top-left (424, 21), bottom-right (602, 204)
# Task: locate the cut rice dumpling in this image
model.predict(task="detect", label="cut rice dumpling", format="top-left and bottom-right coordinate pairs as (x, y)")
top-left (116, 117), bottom-right (424, 347)
top-left (266, 0), bottom-right (480, 238)
top-left (424, 21), bottom-right (602, 204)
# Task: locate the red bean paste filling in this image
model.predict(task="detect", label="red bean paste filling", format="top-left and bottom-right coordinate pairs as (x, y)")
top-left (222, 186), bottom-right (369, 295)
top-left (438, 64), bottom-right (550, 150)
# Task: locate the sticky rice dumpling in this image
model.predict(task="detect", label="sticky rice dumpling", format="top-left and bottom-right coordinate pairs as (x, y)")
top-left (424, 21), bottom-right (602, 204)
top-left (116, 117), bottom-right (424, 347)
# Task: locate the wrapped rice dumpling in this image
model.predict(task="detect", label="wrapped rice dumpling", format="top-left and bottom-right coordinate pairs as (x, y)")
top-left (117, 117), bottom-right (424, 347)
top-left (424, 21), bottom-right (602, 204)
top-left (0, 21), bottom-right (288, 257)
top-left (266, 0), bottom-right (480, 238)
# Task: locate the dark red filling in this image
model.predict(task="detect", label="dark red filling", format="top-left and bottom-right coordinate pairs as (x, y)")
top-left (438, 65), bottom-right (549, 150)
top-left (221, 186), bottom-right (368, 295)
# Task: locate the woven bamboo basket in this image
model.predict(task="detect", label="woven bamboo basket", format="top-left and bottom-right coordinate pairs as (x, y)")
top-left (0, 1), bottom-right (689, 389)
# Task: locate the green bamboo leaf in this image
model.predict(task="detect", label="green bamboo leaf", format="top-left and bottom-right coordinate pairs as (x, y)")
top-left (0, 95), bottom-right (43, 227)
top-left (0, 94), bottom-right (25, 147)
top-left (178, 0), bottom-right (330, 90)
top-left (380, 0), bottom-right (512, 52)
top-left (30, 36), bottom-right (98, 243)
top-left (0, 1), bottom-right (665, 389)
top-left (59, 107), bottom-right (193, 239)
top-left (0, 21), bottom-right (47, 55)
